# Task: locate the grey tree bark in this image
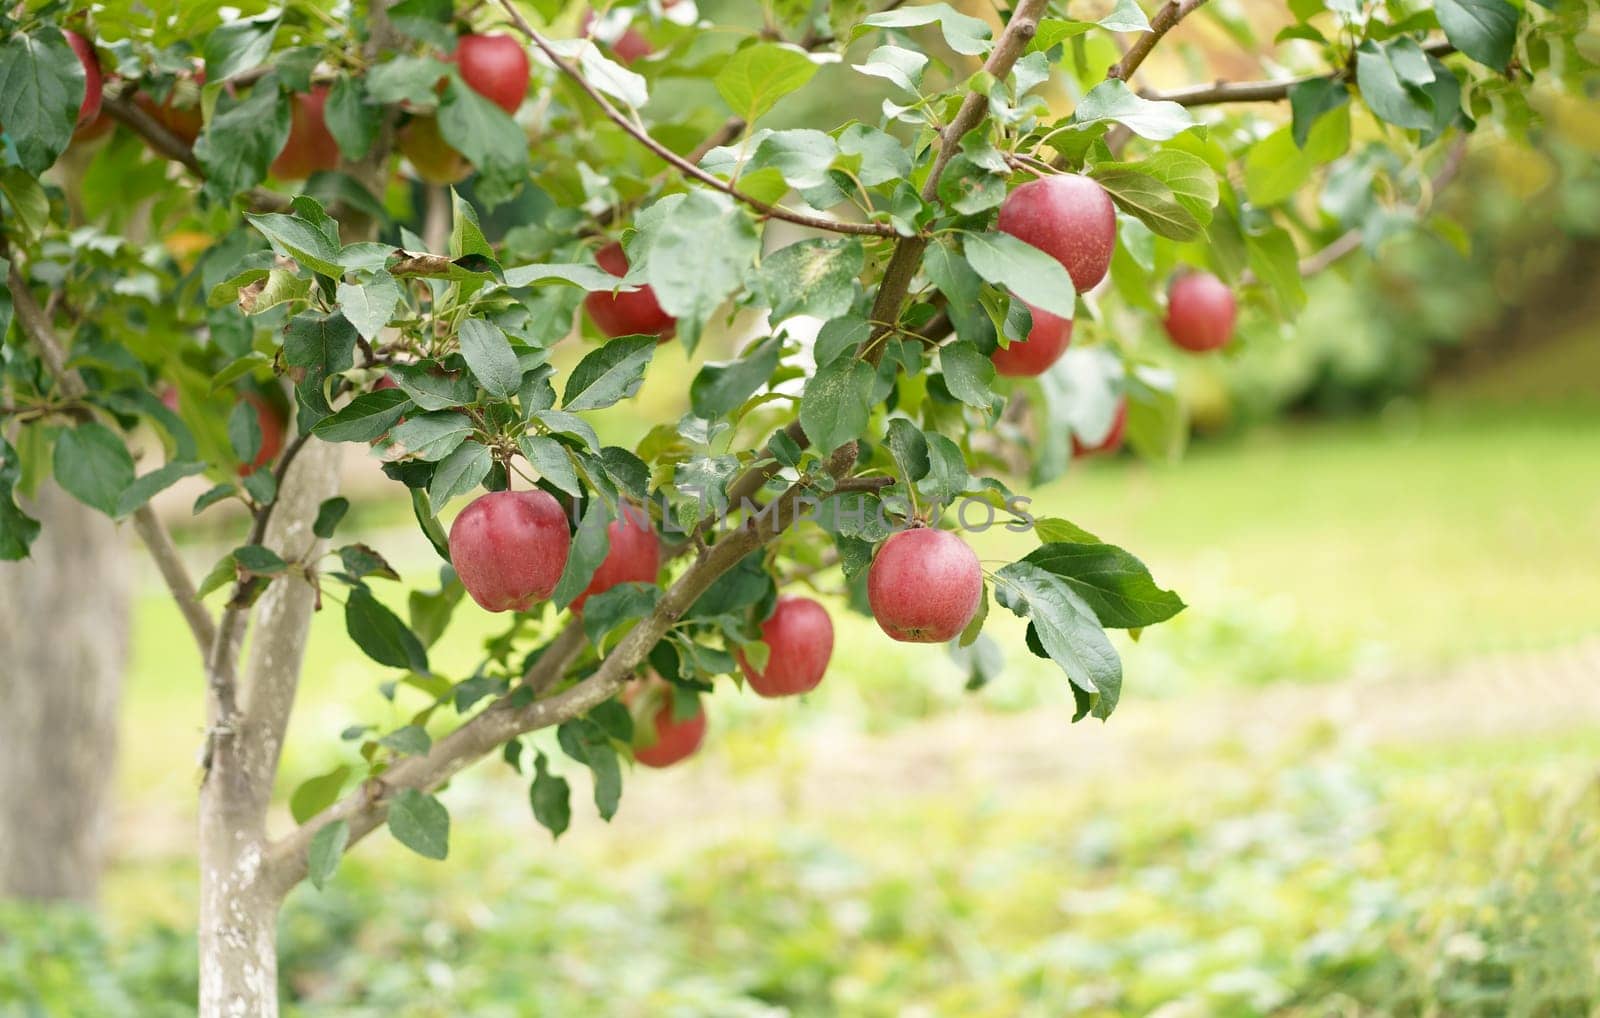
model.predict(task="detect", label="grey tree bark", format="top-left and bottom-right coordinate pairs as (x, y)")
top-left (0, 481), bottom-right (130, 902)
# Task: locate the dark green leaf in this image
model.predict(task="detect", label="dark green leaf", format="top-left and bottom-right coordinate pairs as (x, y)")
top-left (551, 499), bottom-right (612, 609)
top-left (345, 586), bottom-right (431, 673)
top-left (234, 544), bottom-right (287, 574)
top-left (313, 497), bottom-right (351, 539)
top-left (115, 460), bottom-right (204, 518)
top-left (582, 583), bottom-right (661, 650)
top-left (387, 788), bottom-right (449, 860)
top-left (428, 440), bottom-right (492, 506)
top-left (939, 342), bottom-right (995, 411)
top-left (563, 335), bottom-right (656, 411)
top-left (800, 355), bottom-right (874, 456)
top-left (1023, 542), bottom-right (1185, 628)
top-left (1355, 40), bottom-right (1436, 130)
top-left (1289, 76), bottom-right (1351, 149)
top-left (390, 363), bottom-right (475, 411)
top-left (324, 76), bottom-right (378, 161)
top-left (307, 819), bottom-right (349, 890)
top-left (690, 337), bottom-right (781, 419)
top-left (438, 78), bottom-right (528, 207)
top-left (0, 436), bottom-right (41, 561)
top-left (994, 561), bottom-right (1122, 718)
top-left (195, 78), bottom-right (291, 204)
top-left (383, 411), bottom-right (474, 462)
top-left (379, 724), bottom-right (432, 757)
top-left (0, 28), bottom-right (82, 175)
top-left (202, 15), bottom-right (279, 83)
top-left (749, 239), bottom-right (863, 324)
top-left (54, 423), bottom-right (136, 516)
top-left (458, 319), bottom-right (522, 399)
top-left (1436, 0), bottom-right (1517, 68)
top-left (530, 752), bottom-right (571, 839)
top-left (313, 389), bottom-right (412, 443)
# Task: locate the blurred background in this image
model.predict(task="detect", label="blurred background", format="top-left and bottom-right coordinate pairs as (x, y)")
top-left (4, 2), bottom-right (1600, 1016)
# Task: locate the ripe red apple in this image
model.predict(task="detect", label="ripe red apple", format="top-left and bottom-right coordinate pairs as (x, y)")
top-left (1163, 271), bottom-right (1236, 353)
top-left (736, 595), bottom-right (834, 698)
top-left (584, 241), bottom-right (676, 341)
top-left (63, 30), bottom-right (103, 128)
top-left (867, 528), bottom-right (983, 643)
top-left (570, 504), bottom-right (660, 613)
top-left (629, 681), bottom-right (706, 768)
top-left (397, 115), bottom-right (471, 185)
top-left (990, 305), bottom-right (1072, 377)
top-left (1073, 397), bottom-right (1127, 458)
top-left (450, 490), bottom-right (571, 612)
top-left (239, 393), bottom-right (285, 475)
top-left (270, 86), bottom-right (339, 180)
top-left (998, 174), bottom-right (1116, 294)
top-left (453, 33), bottom-right (530, 114)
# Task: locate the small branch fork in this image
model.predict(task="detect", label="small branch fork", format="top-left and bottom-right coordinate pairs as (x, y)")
top-left (494, 0), bottom-right (895, 238)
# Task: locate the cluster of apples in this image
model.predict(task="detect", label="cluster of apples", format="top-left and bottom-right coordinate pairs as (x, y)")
top-left (987, 172), bottom-right (1238, 456)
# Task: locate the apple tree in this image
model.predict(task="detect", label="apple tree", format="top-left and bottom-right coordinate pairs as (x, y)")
top-left (0, 0), bottom-right (1584, 1013)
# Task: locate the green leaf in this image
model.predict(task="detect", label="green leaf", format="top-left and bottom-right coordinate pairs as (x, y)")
top-left (557, 719), bottom-right (623, 821)
top-left (530, 752), bottom-right (572, 839)
top-left (923, 241), bottom-right (995, 350)
top-left (389, 363), bottom-right (475, 411)
top-left (387, 788), bottom-right (449, 860)
top-left (563, 335), bottom-right (657, 411)
top-left (307, 819), bottom-right (349, 890)
top-left (195, 77), bottom-right (291, 204)
top-left (749, 129), bottom-right (839, 191)
top-left (0, 28), bottom-right (84, 175)
top-left (582, 583), bottom-right (661, 649)
top-left (501, 262), bottom-right (624, 290)
top-left (411, 489), bottom-right (452, 562)
top-left (284, 311), bottom-right (359, 395)
top-left (324, 76), bottom-right (378, 161)
top-left (336, 273), bottom-right (402, 343)
top-left (245, 209), bottom-right (344, 278)
top-left (1289, 77), bottom-right (1351, 149)
top-left (457, 319), bottom-right (522, 399)
top-left (345, 586), bottom-right (431, 673)
top-left (1246, 225), bottom-right (1307, 315)
top-left (961, 232), bottom-right (1077, 319)
top-left (994, 561), bottom-right (1122, 718)
top-left (1033, 517), bottom-right (1102, 544)
top-left (854, 45), bottom-right (928, 94)
top-left (54, 423), bottom-right (136, 516)
top-left (714, 42), bottom-right (819, 122)
top-left (937, 153), bottom-right (1009, 215)
top-left (1244, 110), bottom-right (1349, 206)
top-left (202, 14), bottom-right (279, 83)
top-left (290, 765), bottom-right (351, 824)
top-left (860, 3), bottom-right (993, 56)
top-left (0, 168), bottom-right (51, 241)
top-left (517, 435), bottom-right (582, 497)
top-left (0, 436), bottom-right (41, 561)
top-left (939, 342), bottom-right (995, 411)
top-left (312, 389), bottom-right (412, 443)
top-left (1069, 80), bottom-right (1196, 140)
top-left (115, 461), bottom-right (205, 518)
top-left (837, 124), bottom-right (911, 186)
top-left (382, 411), bottom-right (473, 462)
top-left (800, 356), bottom-right (874, 456)
top-left (638, 191), bottom-right (760, 347)
top-left (313, 497), bottom-right (350, 539)
top-left (438, 78), bottom-right (528, 207)
top-left (234, 544), bottom-right (288, 574)
top-left (551, 499), bottom-right (612, 610)
top-left (690, 337), bottom-right (781, 420)
top-left (1436, 0), bottom-right (1517, 68)
top-left (1022, 543), bottom-right (1185, 628)
top-left (1091, 149), bottom-right (1217, 240)
top-left (379, 724), bottom-right (432, 757)
top-left (367, 55), bottom-right (451, 106)
top-left (1355, 40), bottom-right (1436, 130)
top-left (228, 398), bottom-right (263, 467)
top-left (428, 440), bottom-right (492, 506)
top-left (748, 239), bottom-right (863, 324)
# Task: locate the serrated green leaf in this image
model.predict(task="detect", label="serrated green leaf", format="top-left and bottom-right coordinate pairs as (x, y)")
top-left (387, 788), bottom-right (449, 860)
top-left (54, 423), bottom-right (135, 516)
top-left (562, 335), bottom-right (656, 411)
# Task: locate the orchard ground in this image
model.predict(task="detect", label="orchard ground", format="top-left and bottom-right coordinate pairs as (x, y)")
top-left (4, 351), bottom-right (1589, 1014)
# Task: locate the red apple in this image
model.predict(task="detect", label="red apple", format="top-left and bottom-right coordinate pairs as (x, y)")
top-left (453, 33), bottom-right (530, 114)
top-left (239, 393), bottom-right (285, 475)
top-left (397, 115), bottom-right (471, 185)
top-left (998, 174), bottom-right (1116, 294)
top-left (867, 528), bottom-right (983, 644)
top-left (990, 305), bottom-right (1072, 377)
top-left (449, 489), bottom-right (572, 613)
top-left (160, 387), bottom-right (180, 413)
top-left (584, 241), bottom-right (676, 341)
top-left (63, 31), bottom-right (103, 128)
top-left (270, 85), bottom-right (339, 180)
top-left (1163, 271), bottom-right (1236, 353)
top-left (629, 680), bottom-right (706, 768)
top-left (736, 595), bottom-right (834, 698)
top-left (570, 503), bottom-right (660, 613)
top-left (1073, 397), bottom-right (1127, 458)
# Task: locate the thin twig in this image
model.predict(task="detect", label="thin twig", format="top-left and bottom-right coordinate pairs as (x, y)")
top-left (494, 0), bottom-right (895, 238)
top-left (1108, 0), bottom-right (1213, 83)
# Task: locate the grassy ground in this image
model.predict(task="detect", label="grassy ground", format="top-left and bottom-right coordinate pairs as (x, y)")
top-left (7, 395), bottom-right (1596, 1016)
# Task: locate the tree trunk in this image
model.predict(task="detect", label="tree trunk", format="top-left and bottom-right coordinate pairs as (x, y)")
top-left (0, 481), bottom-right (130, 902)
top-left (198, 438), bottom-right (343, 1018)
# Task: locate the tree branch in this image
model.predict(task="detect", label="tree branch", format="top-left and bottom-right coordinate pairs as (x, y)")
top-left (101, 94), bottom-right (291, 213)
top-left (858, 0), bottom-right (1050, 366)
top-left (265, 443), bottom-right (861, 896)
top-left (1108, 0), bottom-right (1213, 83)
top-left (494, 0), bottom-right (896, 238)
top-left (2, 250), bottom-right (218, 657)
top-left (1143, 38), bottom-right (1456, 106)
